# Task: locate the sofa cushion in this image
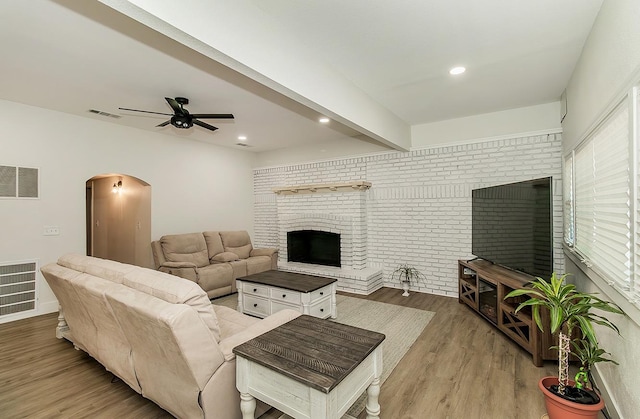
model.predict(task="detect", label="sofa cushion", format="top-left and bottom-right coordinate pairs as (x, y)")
top-left (122, 267), bottom-right (221, 342)
top-left (71, 273), bottom-right (141, 393)
top-left (58, 254), bottom-right (136, 284)
top-left (41, 263), bottom-right (96, 354)
top-left (220, 231), bottom-right (253, 259)
top-left (105, 287), bottom-right (223, 419)
top-left (203, 231), bottom-right (225, 260)
top-left (211, 252), bottom-right (239, 263)
top-left (213, 305), bottom-right (260, 341)
top-left (160, 233), bottom-right (210, 268)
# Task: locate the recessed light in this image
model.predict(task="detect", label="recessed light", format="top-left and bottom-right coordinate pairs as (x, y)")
top-left (237, 135), bottom-right (247, 141)
top-left (449, 66), bottom-right (466, 75)
top-left (319, 117), bottom-right (330, 124)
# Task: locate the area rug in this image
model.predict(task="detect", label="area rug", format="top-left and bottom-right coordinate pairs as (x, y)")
top-left (211, 293), bottom-right (435, 418)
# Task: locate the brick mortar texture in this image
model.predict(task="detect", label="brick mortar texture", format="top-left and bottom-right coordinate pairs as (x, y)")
top-left (254, 134), bottom-right (564, 298)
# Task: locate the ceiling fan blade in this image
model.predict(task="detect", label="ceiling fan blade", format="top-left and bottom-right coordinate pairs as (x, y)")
top-left (119, 107), bottom-right (172, 116)
top-left (190, 113), bottom-right (235, 119)
top-left (165, 97), bottom-right (186, 116)
top-left (156, 120), bottom-right (171, 127)
top-left (193, 119), bottom-right (218, 132)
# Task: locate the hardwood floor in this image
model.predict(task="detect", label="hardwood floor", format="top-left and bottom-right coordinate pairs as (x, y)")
top-left (0, 288), bottom-right (557, 418)
top-left (347, 288), bottom-right (557, 419)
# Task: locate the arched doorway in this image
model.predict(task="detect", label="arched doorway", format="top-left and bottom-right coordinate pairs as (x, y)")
top-left (86, 174), bottom-right (152, 268)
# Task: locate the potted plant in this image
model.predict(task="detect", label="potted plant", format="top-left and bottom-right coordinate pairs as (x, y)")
top-left (505, 273), bottom-right (623, 419)
top-left (390, 264), bottom-right (425, 296)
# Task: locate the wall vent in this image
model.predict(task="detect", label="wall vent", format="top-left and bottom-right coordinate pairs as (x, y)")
top-left (0, 165), bottom-right (38, 198)
top-left (0, 261), bottom-right (37, 317)
top-left (88, 109), bottom-right (121, 119)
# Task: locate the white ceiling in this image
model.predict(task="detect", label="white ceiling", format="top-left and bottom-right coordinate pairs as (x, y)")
top-left (0, 0), bottom-right (603, 153)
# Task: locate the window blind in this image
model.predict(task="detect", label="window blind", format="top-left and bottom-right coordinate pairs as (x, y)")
top-left (635, 89), bottom-right (640, 303)
top-left (574, 103), bottom-right (631, 292)
top-left (563, 153), bottom-right (574, 246)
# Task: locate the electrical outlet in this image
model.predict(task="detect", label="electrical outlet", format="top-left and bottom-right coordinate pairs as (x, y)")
top-left (43, 226), bottom-right (60, 236)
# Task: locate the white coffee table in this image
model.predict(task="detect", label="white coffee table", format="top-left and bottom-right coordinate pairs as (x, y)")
top-left (236, 271), bottom-right (337, 319)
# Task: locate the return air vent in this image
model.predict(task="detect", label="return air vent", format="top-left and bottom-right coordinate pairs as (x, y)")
top-left (88, 109), bottom-right (121, 119)
top-left (0, 165), bottom-right (38, 198)
top-left (0, 261), bottom-right (37, 317)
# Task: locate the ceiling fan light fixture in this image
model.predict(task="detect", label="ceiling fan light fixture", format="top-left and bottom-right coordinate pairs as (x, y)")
top-left (171, 115), bottom-right (192, 129)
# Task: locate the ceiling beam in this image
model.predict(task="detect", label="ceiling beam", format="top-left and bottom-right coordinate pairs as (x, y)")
top-left (98, 0), bottom-right (411, 151)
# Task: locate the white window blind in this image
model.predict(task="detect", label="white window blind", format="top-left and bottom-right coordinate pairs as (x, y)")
top-left (635, 88), bottom-right (640, 302)
top-left (563, 153), bottom-right (574, 246)
top-left (574, 102), bottom-right (631, 292)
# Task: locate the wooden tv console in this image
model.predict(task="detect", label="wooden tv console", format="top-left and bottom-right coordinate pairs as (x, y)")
top-left (458, 259), bottom-right (557, 366)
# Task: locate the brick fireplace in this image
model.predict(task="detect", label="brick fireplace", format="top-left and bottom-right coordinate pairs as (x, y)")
top-left (273, 181), bottom-right (383, 294)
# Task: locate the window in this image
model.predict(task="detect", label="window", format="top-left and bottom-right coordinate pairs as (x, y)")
top-left (565, 92), bottom-right (638, 309)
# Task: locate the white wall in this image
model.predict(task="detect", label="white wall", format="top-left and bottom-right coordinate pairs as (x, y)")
top-left (255, 136), bottom-right (392, 168)
top-left (561, 1), bottom-right (640, 417)
top-left (254, 133), bottom-right (564, 297)
top-left (253, 103), bottom-right (562, 168)
top-left (0, 99), bottom-right (255, 323)
top-left (411, 102), bottom-right (562, 148)
top-left (563, 0), bottom-right (640, 151)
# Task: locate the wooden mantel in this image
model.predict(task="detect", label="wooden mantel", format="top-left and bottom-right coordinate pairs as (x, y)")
top-left (272, 181), bottom-right (372, 195)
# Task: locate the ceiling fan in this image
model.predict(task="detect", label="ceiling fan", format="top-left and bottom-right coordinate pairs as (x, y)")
top-left (119, 97), bottom-right (234, 132)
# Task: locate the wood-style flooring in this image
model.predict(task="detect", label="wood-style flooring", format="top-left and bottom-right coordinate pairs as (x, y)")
top-left (0, 288), bottom-right (558, 418)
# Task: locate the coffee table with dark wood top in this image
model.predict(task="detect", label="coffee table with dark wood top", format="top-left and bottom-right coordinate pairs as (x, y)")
top-left (236, 271), bottom-right (337, 319)
top-left (234, 315), bottom-right (385, 419)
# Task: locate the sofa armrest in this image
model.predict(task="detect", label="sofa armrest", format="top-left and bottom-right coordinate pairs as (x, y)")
top-left (160, 261), bottom-right (197, 269)
top-left (158, 263), bottom-right (199, 283)
top-left (249, 248), bottom-right (278, 258)
top-left (218, 309), bottom-right (301, 361)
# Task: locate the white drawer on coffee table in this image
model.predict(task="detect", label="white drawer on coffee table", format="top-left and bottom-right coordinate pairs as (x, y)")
top-left (270, 288), bottom-right (301, 304)
top-left (310, 285), bottom-right (332, 301)
top-left (271, 300), bottom-right (299, 314)
top-left (242, 282), bottom-right (269, 297)
top-left (242, 295), bottom-right (270, 317)
top-left (309, 298), bottom-right (332, 319)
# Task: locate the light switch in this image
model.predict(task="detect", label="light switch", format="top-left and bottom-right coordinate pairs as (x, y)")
top-left (43, 226), bottom-right (60, 236)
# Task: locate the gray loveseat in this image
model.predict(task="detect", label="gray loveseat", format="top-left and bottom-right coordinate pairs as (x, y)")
top-left (151, 230), bottom-right (278, 298)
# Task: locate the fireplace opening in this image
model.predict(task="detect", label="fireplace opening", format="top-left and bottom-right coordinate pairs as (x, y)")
top-left (287, 230), bottom-right (341, 267)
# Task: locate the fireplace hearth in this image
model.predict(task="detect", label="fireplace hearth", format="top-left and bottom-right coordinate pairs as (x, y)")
top-left (287, 230), bottom-right (341, 267)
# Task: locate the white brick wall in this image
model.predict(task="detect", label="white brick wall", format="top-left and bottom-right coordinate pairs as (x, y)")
top-left (254, 133), bottom-right (564, 298)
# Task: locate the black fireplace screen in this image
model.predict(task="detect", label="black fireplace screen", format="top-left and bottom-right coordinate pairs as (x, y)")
top-left (287, 230), bottom-right (341, 267)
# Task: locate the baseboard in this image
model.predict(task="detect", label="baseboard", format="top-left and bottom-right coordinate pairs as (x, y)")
top-left (276, 413), bottom-right (356, 419)
top-left (0, 299), bottom-right (59, 324)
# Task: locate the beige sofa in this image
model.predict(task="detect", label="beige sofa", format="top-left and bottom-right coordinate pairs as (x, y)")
top-left (151, 231), bottom-right (277, 299)
top-left (41, 254), bottom-right (300, 419)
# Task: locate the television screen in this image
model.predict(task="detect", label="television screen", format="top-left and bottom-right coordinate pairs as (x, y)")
top-left (472, 177), bottom-right (552, 279)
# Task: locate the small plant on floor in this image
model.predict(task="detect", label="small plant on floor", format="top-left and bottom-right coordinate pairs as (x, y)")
top-left (391, 264), bottom-right (426, 296)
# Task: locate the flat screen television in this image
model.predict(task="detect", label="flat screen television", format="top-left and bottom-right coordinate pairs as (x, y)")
top-left (471, 177), bottom-right (552, 279)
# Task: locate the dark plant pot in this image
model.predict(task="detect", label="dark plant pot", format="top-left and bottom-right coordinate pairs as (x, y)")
top-left (539, 376), bottom-right (604, 419)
